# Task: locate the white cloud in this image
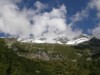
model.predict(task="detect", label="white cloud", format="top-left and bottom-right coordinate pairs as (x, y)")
top-left (0, 0), bottom-right (31, 38)
top-left (30, 4), bottom-right (82, 40)
top-left (0, 0), bottom-right (82, 40)
top-left (92, 24), bottom-right (100, 39)
top-left (34, 1), bottom-right (48, 13)
top-left (89, 0), bottom-right (100, 39)
top-left (70, 10), bottom-right (88, 25)
top-left (90, 0), bottom-right (100, 11)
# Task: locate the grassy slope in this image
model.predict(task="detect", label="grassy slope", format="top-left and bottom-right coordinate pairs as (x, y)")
top-left (0, 38), bottom-right (100, 75)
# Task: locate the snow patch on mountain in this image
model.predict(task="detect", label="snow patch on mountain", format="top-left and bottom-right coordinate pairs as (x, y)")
top-left (17, 34), bottom-right (91, 45)
top-left (66, 37), bottom-right (90, 45)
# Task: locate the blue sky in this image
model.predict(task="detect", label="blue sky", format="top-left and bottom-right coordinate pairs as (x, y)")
top-left (18, 0), bottom-right (89, 17)
top-left (0, 0), bottom-right (100, 39)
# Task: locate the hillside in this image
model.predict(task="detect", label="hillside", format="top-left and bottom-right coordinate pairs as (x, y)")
top-left (0, 38), bottom-right (100, 75)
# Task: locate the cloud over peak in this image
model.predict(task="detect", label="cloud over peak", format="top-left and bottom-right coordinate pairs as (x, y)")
top-left (0, 0), bottom-right (82, 40)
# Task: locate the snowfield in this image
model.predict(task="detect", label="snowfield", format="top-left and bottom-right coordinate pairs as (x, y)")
top-left (66, 37), bottom-right (90, 45)
top-left (17, 35), bottom-right (90, 45)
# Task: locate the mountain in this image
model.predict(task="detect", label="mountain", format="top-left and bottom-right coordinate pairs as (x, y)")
top-left (17, 34), bottom-right (91, 45)
top-left (74, 37), bottom-right (100, 58)
top-left (66, 34), bottom-right (91, 45)
top-left (0, 36), bottom-right (100, 75)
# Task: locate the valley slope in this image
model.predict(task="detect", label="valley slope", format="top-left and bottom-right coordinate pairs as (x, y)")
top-left (0, 37), bottom-right (100, 75)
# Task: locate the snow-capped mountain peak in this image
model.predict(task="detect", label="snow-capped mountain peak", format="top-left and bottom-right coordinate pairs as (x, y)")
top-left (17, 34), bottom-right (91, 45)
top-left (66, 37), bottom-right (90, 45)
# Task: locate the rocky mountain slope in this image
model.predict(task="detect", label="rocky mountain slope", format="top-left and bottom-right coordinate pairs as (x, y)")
top-left (0, 37), bottom-right (100, 75)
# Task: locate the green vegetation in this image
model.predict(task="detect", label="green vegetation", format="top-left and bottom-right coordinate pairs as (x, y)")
top-left (0, 38), bottom-right (100, 75)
